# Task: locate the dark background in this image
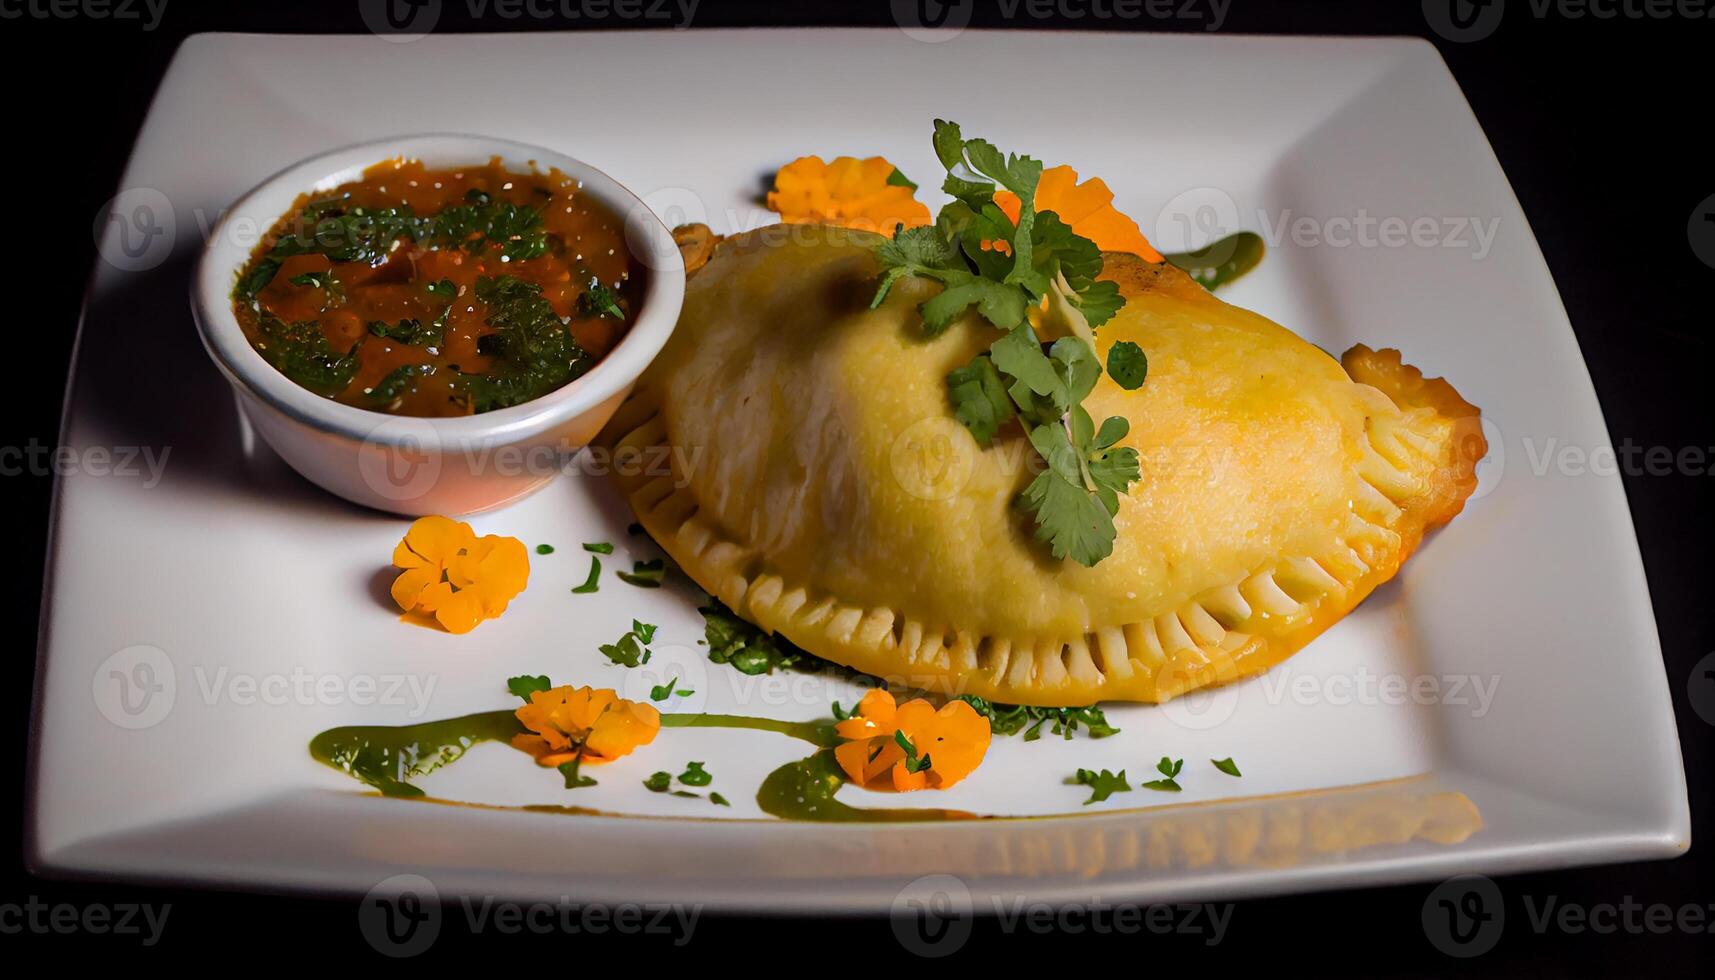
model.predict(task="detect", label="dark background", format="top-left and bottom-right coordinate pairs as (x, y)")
top-left (3, 0), bottom-right (1710, 971)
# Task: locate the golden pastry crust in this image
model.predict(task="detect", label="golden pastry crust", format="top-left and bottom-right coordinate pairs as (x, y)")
top-left (601, 227), bottom-right (1484, 705)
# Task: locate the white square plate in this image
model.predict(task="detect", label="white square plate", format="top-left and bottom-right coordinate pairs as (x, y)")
top-left (30, 29), bottom-right (1687, 910)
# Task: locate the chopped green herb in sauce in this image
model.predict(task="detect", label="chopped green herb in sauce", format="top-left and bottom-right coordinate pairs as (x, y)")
top-left (232, 160), bottom-right (642, 417)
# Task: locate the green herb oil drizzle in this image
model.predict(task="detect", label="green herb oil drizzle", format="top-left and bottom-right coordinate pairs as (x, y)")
top-left (310, 710), bottom-right (972, 822)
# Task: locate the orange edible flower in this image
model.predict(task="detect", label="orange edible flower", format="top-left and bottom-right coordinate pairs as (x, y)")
top-left (512, 686), bottom-right (661, 767)
top-left (834, 688), bottom-right (991, 792)
top-left (766, 156), bottom-right (931, 238)
top-left (390, 515), bottom-right (529, 634)
top-left (994, 165), bottom-right (1164, 262)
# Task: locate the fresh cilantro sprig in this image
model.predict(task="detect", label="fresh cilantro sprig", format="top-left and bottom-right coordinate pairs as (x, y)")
top-left (870, 120), bottom-right (1144, 567)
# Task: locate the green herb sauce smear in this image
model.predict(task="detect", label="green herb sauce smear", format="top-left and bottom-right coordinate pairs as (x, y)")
top-left (310, 710), bottom-right (975, 821)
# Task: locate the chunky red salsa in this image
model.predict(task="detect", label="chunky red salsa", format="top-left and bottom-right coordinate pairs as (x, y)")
top-left (232, 159), bottom-right (642, 417)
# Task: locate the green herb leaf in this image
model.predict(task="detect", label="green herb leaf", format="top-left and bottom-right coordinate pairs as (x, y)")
top-left (1141, 756), bottom-right (1184, 791)
top-left (289, 270), bottom-right (343, 299)
top-left (599, 621), bottom-right (656, 668)
top-left (578, 278), bottom-right (626, 321)
top-left (364, 363), bottom-right (432, 402)
top-left (710, 792), bottom-right (730, 807)
top-left (535, 543), bottom-right (555, 555)
top-left (1021, 462), bottom-right (1118, 567)
top-left (678, 761), bottom-right (713, 787)
top-left (507, 674), bottom-right (551, 700)
top-left (1212, 757), bottom-right (1242, 777)
top-left (701, 599), bottom-right (804, 675)
top-left (366, 317), bottom-right (441, 347)
top-left (1106, 340), bottom-right (1148, 390)
top-left (1066, 767), bottom-right (1130, 804)
top-left (893, 730), bottom-right (932, 774)
top-left (956, 695), bottom-right (1119, 740)
top-left (253, 315), bottom-right (360, 397)
top-left (643, 771), bottom-right (672, 792)
top-left (571, 556), bottom-right (601, 593)
top-left (649, 676), bottom-right (692, 702)
top-left (617, 559), bottom-right (665, 588)
top-left (946, 354), bottom-right (1015, 446)
top-left (582, 541), bottom-right (615, 554)
top-left (558, 759), bottom-right (597, 789)
top-left (459, 275), bottom-right (592, 413)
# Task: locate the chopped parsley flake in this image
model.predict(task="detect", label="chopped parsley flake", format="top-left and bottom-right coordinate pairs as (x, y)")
top-left (649, 676), bottom-right (693, 701)
top-left (1140, 756), bottom-right (1184, 792)
top-left (506, 674), bottom-right (551, 700)
top-left (571, 556), bottom-right (601, 593)
top-left (599, 620), bottom-right (658, 667)
top-left (956, 695), bottom-right (1118, 740)
top-left (617, 559), bottom-right (665, 588)
top-left (700, 599), bottom-right (804, 675)
top-left (1066, 768), bottom-right (1130, 805)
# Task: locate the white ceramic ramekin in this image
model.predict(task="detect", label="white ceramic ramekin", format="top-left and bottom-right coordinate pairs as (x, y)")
top-left (191, 134), bottom-right (685, 515)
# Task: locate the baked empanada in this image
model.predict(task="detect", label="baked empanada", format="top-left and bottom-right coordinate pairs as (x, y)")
top-left (601, 227), bottom-right (1484, 705)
